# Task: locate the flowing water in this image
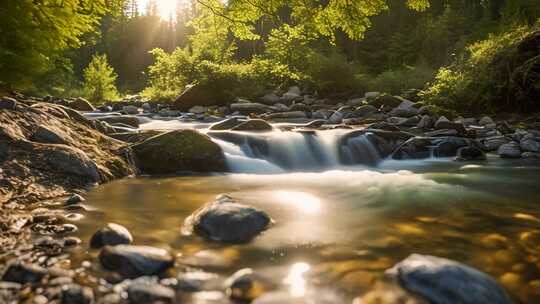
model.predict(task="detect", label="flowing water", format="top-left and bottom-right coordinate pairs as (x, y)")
top-left (72, 119), bottom-right (540, 303)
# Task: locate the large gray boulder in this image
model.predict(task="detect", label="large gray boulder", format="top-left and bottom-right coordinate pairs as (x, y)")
top-left (183, 195), bottom-right (272, 243)
top-left (99, 245), bottom-right (174, 278)
top-left (386, 254), bottom-right (512, 304)
top-left (132, 130), bottom-right (227, 173)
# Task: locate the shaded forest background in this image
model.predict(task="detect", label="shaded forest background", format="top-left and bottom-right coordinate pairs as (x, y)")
top-left (1, 0), bottom-right (539, 113)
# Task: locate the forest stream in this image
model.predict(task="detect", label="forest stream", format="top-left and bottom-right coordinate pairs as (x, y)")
top-left (63, 119), bottom-right (540, 303)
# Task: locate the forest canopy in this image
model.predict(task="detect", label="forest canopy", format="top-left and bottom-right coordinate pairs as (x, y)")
top-left (1, 0), bottom-right (539, 112)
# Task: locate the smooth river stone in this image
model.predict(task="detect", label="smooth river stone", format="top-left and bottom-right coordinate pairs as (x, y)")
top-left (90, 223), bottom-right (133, 248)
top-left (386, 254), bottom-right (512, 304)
top-left (183, 195), bottom-right (272, 243)
top-left (99, 245), bottom-right (174, 278)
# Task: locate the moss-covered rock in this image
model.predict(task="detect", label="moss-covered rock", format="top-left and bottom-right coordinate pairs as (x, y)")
top-left (132, 130), bottom-right (227, 173)
top-left (231, 119), bottom-right (273, 132)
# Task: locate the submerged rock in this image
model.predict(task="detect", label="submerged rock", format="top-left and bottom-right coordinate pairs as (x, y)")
top-left (99, 245), bottom-right (174, 278)
top-left (127, 282), bottom-right (175, 304)
top-left (90, 223), bottom-right (133, 248)
top-left (183, 195), bottom-right (272, 243)
top-left (225, 268), bottom-right (269, 301)
top-left (60, 284), bottom-right (94, 304)
top-left (2, 262), bottom-right (48, 284)
top-left (132, 130), bottom-right (227, 173)
top-left (387, 254), bottom-right (511, 304)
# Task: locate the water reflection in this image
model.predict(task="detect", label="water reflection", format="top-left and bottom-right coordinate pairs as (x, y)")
top-left (283, 262), bottom-right (311, 297)
top-left (273, 191), bottom-right (322, 214)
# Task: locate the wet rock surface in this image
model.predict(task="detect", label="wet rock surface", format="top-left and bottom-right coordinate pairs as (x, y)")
top-left (90, 223), bottom-right (133, 248)
top-left (387, 254), bottom-right (512, 304)
top-left (99, 245), bottom-right (175, 278)
top-left (183, 195), bottom-right (272, 243)
top-left (132, 129), bottom-right (227, 173)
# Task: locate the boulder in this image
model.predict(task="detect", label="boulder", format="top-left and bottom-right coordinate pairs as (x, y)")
top-left (479, 116), bottom-right (495, 126)
top-left (259, 93), bottom-right (281, 105)
top-left (127, 283), bottom-right (175, 304)
top-left (389, 100), bottom-right (418, 117)
top-left (183, 195), bottom-right (272, 243)
top-left (231, 119), bottom-right (273, 132)
top-left (70, 98), bottom-right (95, 112)
top-left (386, 254), bottom-right (512, 304)
top-left (122, 105), bottom-right (139, 115)
top-left (171, 84), bottom-right (217, 112)
top-left (99, 245), bottom-right (174, 278)
top-left (281, 86), bottom-right (302, 103)
top-left (350, 105), bottom-right (377, 118)
top-left (328, 111), bottom-right (344, 124)
top-left (498, 143), bottom-right (521, 158)
top-left (480, 135), bottom-right (508, 151)
top-left (230, 103), bottom-right (271, 115)
top-left (209, 117), bottom-right (243, 130)
top-left (60, 284), bottom-right (94, 304)
top-left (520, 136), bottom-right (540, 152)
top-left (456, 146), bottom-right (486, 161)
top-left (2, 262), bottom-right (48, 284)
top-left (90, 223), bottom-right (133, 248)
top-left (132, 130), bottom-right (227, 173)
top-left (417, 115), bottom-right (433, 129)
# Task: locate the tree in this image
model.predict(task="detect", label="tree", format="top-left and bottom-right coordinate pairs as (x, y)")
top-left (0, 0), bottom-right (121, 90)
top-left (194, 0), bottom-right (430, 41)
top-left (83, 54), bottom-right (120, 103)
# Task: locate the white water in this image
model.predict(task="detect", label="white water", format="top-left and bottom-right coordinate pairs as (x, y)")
top-left (138, 118), bottom-right (387, 173)
top-left (211, 129), bottom-right (383, 173)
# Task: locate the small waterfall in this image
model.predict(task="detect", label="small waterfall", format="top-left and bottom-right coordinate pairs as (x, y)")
top-left (208, 129), bottom-right (386, 173)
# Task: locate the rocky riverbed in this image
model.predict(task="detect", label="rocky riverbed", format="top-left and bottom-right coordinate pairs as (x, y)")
top-left (1, 90), bottom-right (540, 303)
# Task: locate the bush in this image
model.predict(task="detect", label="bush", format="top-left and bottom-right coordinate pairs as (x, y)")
top-left (305, 52), bottom-right (367, 97)
top-left (82, 54), bottom-right (120, 103)
top-left (421, 25), bottom-right (540, 113)
top-left (143, 48), bottom-right (276, 102)
top-left (367, 65), bottom-right (436, 95)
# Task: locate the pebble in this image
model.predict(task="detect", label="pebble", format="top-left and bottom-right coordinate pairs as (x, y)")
top-left (90, 223), bottom-right (133, 248)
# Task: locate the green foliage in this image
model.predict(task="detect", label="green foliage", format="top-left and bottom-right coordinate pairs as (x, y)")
top-left (368, 65), bottom-right (436, 95)
top-left (195, 0), bottom-right (430, 41)
top-left (421, 24), bottom-right (540, 113)
top-left (0, 0), bottom-right (120, 90)
top-left (82, 54), bottom-right (120, 103)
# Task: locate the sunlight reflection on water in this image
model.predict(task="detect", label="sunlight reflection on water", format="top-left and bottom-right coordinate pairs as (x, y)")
top-left (273, 191), bottom-right (322, 214)
top-left (284, 262), bottom-right (311, 297)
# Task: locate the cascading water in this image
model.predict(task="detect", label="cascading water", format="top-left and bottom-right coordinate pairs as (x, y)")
top-left (208, 129), bottom-right (385, 173)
